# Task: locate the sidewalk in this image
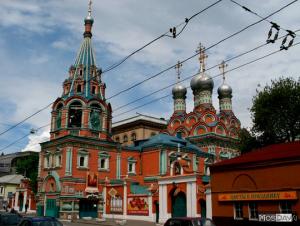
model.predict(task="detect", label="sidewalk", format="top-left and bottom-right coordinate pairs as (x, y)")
top-left (69, 218), bottom-right (160, 226)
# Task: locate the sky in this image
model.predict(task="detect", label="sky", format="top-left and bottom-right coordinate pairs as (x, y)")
top-left (0, 0), bottom-right (299, 154)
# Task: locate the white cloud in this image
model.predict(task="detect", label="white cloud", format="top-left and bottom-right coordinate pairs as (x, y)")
top-left (21, 128), bottom-right (50, 152)
top-left (0, 0), bottom-right (299, 152)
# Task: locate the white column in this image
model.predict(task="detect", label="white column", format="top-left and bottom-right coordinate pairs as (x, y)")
top-left (159, 184), bottom-right (168, 223)
top-left (191, 182), bottom-right (197, 217)
top-left (123, 181), bottom-right (127, 219)
top-left (14, 192), bottom-right (19, 209)
top-left (205, 187), bottom-right (212, 219)
top-left (148, 196), bottom-right (153, 219)
top-left (23, 191), bottom-right (27, 212)
top-left (29, 195), bottom-right (32, 211)
top-left (187, 183), bottom-right (192, 217)
top-left (103, 187), bottom-right (106, 215)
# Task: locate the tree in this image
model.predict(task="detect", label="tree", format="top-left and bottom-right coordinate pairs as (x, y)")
top-left (238, 128), bottom-right (261, 153)
top-left (251, 77), bottom-right (300, 145)
top-left (15, 154), bottom-right (39, 194)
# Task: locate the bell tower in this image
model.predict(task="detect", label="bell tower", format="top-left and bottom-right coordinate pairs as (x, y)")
top-left (50, 0), bottom-right (112, 141)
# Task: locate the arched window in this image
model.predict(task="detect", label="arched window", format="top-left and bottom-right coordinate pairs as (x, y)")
top-left (68, 101), bottom-right (82, 128)
top-left (123, 135), bottom-right (128, 143)
top-left (115, 136), bottom-right (120, 143)
top-left (174, 162), bottom-right (181, 175)
top-left (77, 84), bottom-right (82, 93)
top-left (89, 103), bottom-right (102, 130)
top-left (56, 103), bottom-right (63, 129)
top-left (131, 133), bottom-right (136, 141)
top-left (92, 86), bottom-right (96, 95)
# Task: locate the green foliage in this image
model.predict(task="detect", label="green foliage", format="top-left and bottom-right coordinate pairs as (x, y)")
top-left (238, 128), bottom-right (261, 153)
top-left (15, 154), bottom-right (39, 194)
top-left (251, 77), bottom-right (300, 144)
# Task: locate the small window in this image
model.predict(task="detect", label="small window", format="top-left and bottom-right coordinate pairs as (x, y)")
top-left (79, 156), bottom-right (85, 167)
top-left (115, 136), bottom-right (120, 143)
top-left (249, 202), bottom-right (258, 220)
top-left (280, 201), bottom-right (292, 213)
top-left (92, 86), bottom-right (96, 94)
top-left (123, 135), bottom-right (128, 143)
top-left (234, 202), bottom-right (243, 219)
top-left (79, 69), bottom-right (83, 76)
top-left (55, 154), bottom-right (62, 167)
top-left (131, 133), bottom-right (136, 141)
top-left (100, 159), bottom-right (106, 169)
top-left (150, 132), bottom-right (156, 137)
top-left (128, 162), bottom-right (135, 173)
top-left (77, 85), bottom-right (82, 93)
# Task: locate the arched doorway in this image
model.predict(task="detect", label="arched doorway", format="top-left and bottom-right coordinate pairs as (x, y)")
top-left (171, 191), bottom-right (187, 218)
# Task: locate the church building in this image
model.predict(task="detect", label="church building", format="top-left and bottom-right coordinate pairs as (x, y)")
top-left (37, 2), bottom-right (241, 223)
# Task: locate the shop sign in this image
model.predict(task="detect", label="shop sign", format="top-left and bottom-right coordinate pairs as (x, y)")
top-left (127, 196), bottom-right (149, 215)
top-left (218, 191), bottom-right (297, 201)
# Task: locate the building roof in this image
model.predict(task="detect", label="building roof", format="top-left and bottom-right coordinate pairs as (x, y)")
top-left (112, 114), bottom-right (167, 128)
top-left (130, 133), bottom-right (211, 157)
top-left (211, 141), bottom-right (300, 169)
top-left (0, 174), bottom-right (24, 184)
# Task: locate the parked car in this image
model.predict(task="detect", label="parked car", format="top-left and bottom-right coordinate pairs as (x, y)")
top-left (17, 217), bottom-right (63, 226)
top-left (0, 212), bottom-right (22, 226)
top-left (164, 217), bottom-right (216, 226)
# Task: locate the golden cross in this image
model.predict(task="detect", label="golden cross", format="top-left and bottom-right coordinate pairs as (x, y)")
top-left (174, 61), bottom-right (182, 81)
top-left (196, 43), bottom-right (207, 72)
top-left (219, 60), bottom-right (228, 82)
top-left (88, 0), bottom-right (92, 16)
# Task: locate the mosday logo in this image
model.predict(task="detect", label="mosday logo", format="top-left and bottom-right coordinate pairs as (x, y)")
top-left (259, 213), bottom-right (298, 222)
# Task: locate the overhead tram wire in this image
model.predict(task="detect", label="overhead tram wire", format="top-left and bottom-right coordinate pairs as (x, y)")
top-left (2, 39), bottom-right (300, 152)
top-left (0, 103), bottom-right (52, 136)
top-left (0, 1), bottom-right (222, 138)
top-left (113, 39), bottom-right (300, 118)
top-left (0, 0), bottom-right (297, 138)
top-left (101, 0), bottom-right (223, 73)
top-left (113, 29), bottom-right (300, 112)
top-left (229, 0), bottom-right (298, 33)
top-left (106, 0), bottom-right (299, 100)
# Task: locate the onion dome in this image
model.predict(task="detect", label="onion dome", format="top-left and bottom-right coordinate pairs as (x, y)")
top-left (218, 83), bottom-right (232, 98)
top-left (190, 72), bottom-right (214, 93)
top-left (191, 43), bottom-right (214, 93)
top-left (172, 83), bottom-right (187, 99)
top-left (218, 60), bottom-right (232, 98)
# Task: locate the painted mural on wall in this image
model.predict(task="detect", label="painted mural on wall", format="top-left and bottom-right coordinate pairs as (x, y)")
top-left (127, 196), bottom-right (149, 215)
top-left (85, 172), bottom-right (98, 193)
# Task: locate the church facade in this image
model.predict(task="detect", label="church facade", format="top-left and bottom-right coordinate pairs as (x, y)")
top-left (36, 2), bottom-right (241, 223)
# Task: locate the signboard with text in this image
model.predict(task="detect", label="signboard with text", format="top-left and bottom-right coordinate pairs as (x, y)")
top-left (218, 191), bottom-right (297, 201)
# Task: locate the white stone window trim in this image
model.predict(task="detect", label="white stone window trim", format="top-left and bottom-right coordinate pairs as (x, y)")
top-left (127, 157), bottom-right (137, 174)
top-left (77, 149), bottom-right (89, 169)
top-left (98, 152), bottom-right (110, 171)
top-left (248, 202), bottom-right (259, 221)
top-left (234, 202), bottom-right (243, 220)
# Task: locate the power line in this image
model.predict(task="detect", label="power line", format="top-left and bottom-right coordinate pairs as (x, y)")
top-left (101, 0), bottom-right (223, 73)
top-left (107, 0), bottom-right (299, 100)
top-left (0, 0), bottom-right (297, 138)
top-left (2, 38), bottom-right (299, 152)
top-left (113, 40), bottom-right (300, 118)
top-left (113, 29), bottom-right (300, 112)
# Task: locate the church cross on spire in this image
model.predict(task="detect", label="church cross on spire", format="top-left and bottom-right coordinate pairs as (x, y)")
top-left (88, 0), bottom-right (92, 17)
top-left (196, 43), bottom-right (207, 72)
top-left (175, 61), bottom-right (182, 82)
top-left (219, 60), bottom-right (228, 83)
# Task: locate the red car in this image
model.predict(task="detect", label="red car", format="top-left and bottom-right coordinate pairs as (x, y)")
top-left (164, 217), bottom-right (216, 226)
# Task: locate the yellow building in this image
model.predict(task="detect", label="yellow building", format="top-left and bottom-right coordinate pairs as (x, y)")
top-left (112, 114), bottom-right (167, 146)
top-left (0, 174), bottom-right (24, 209)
